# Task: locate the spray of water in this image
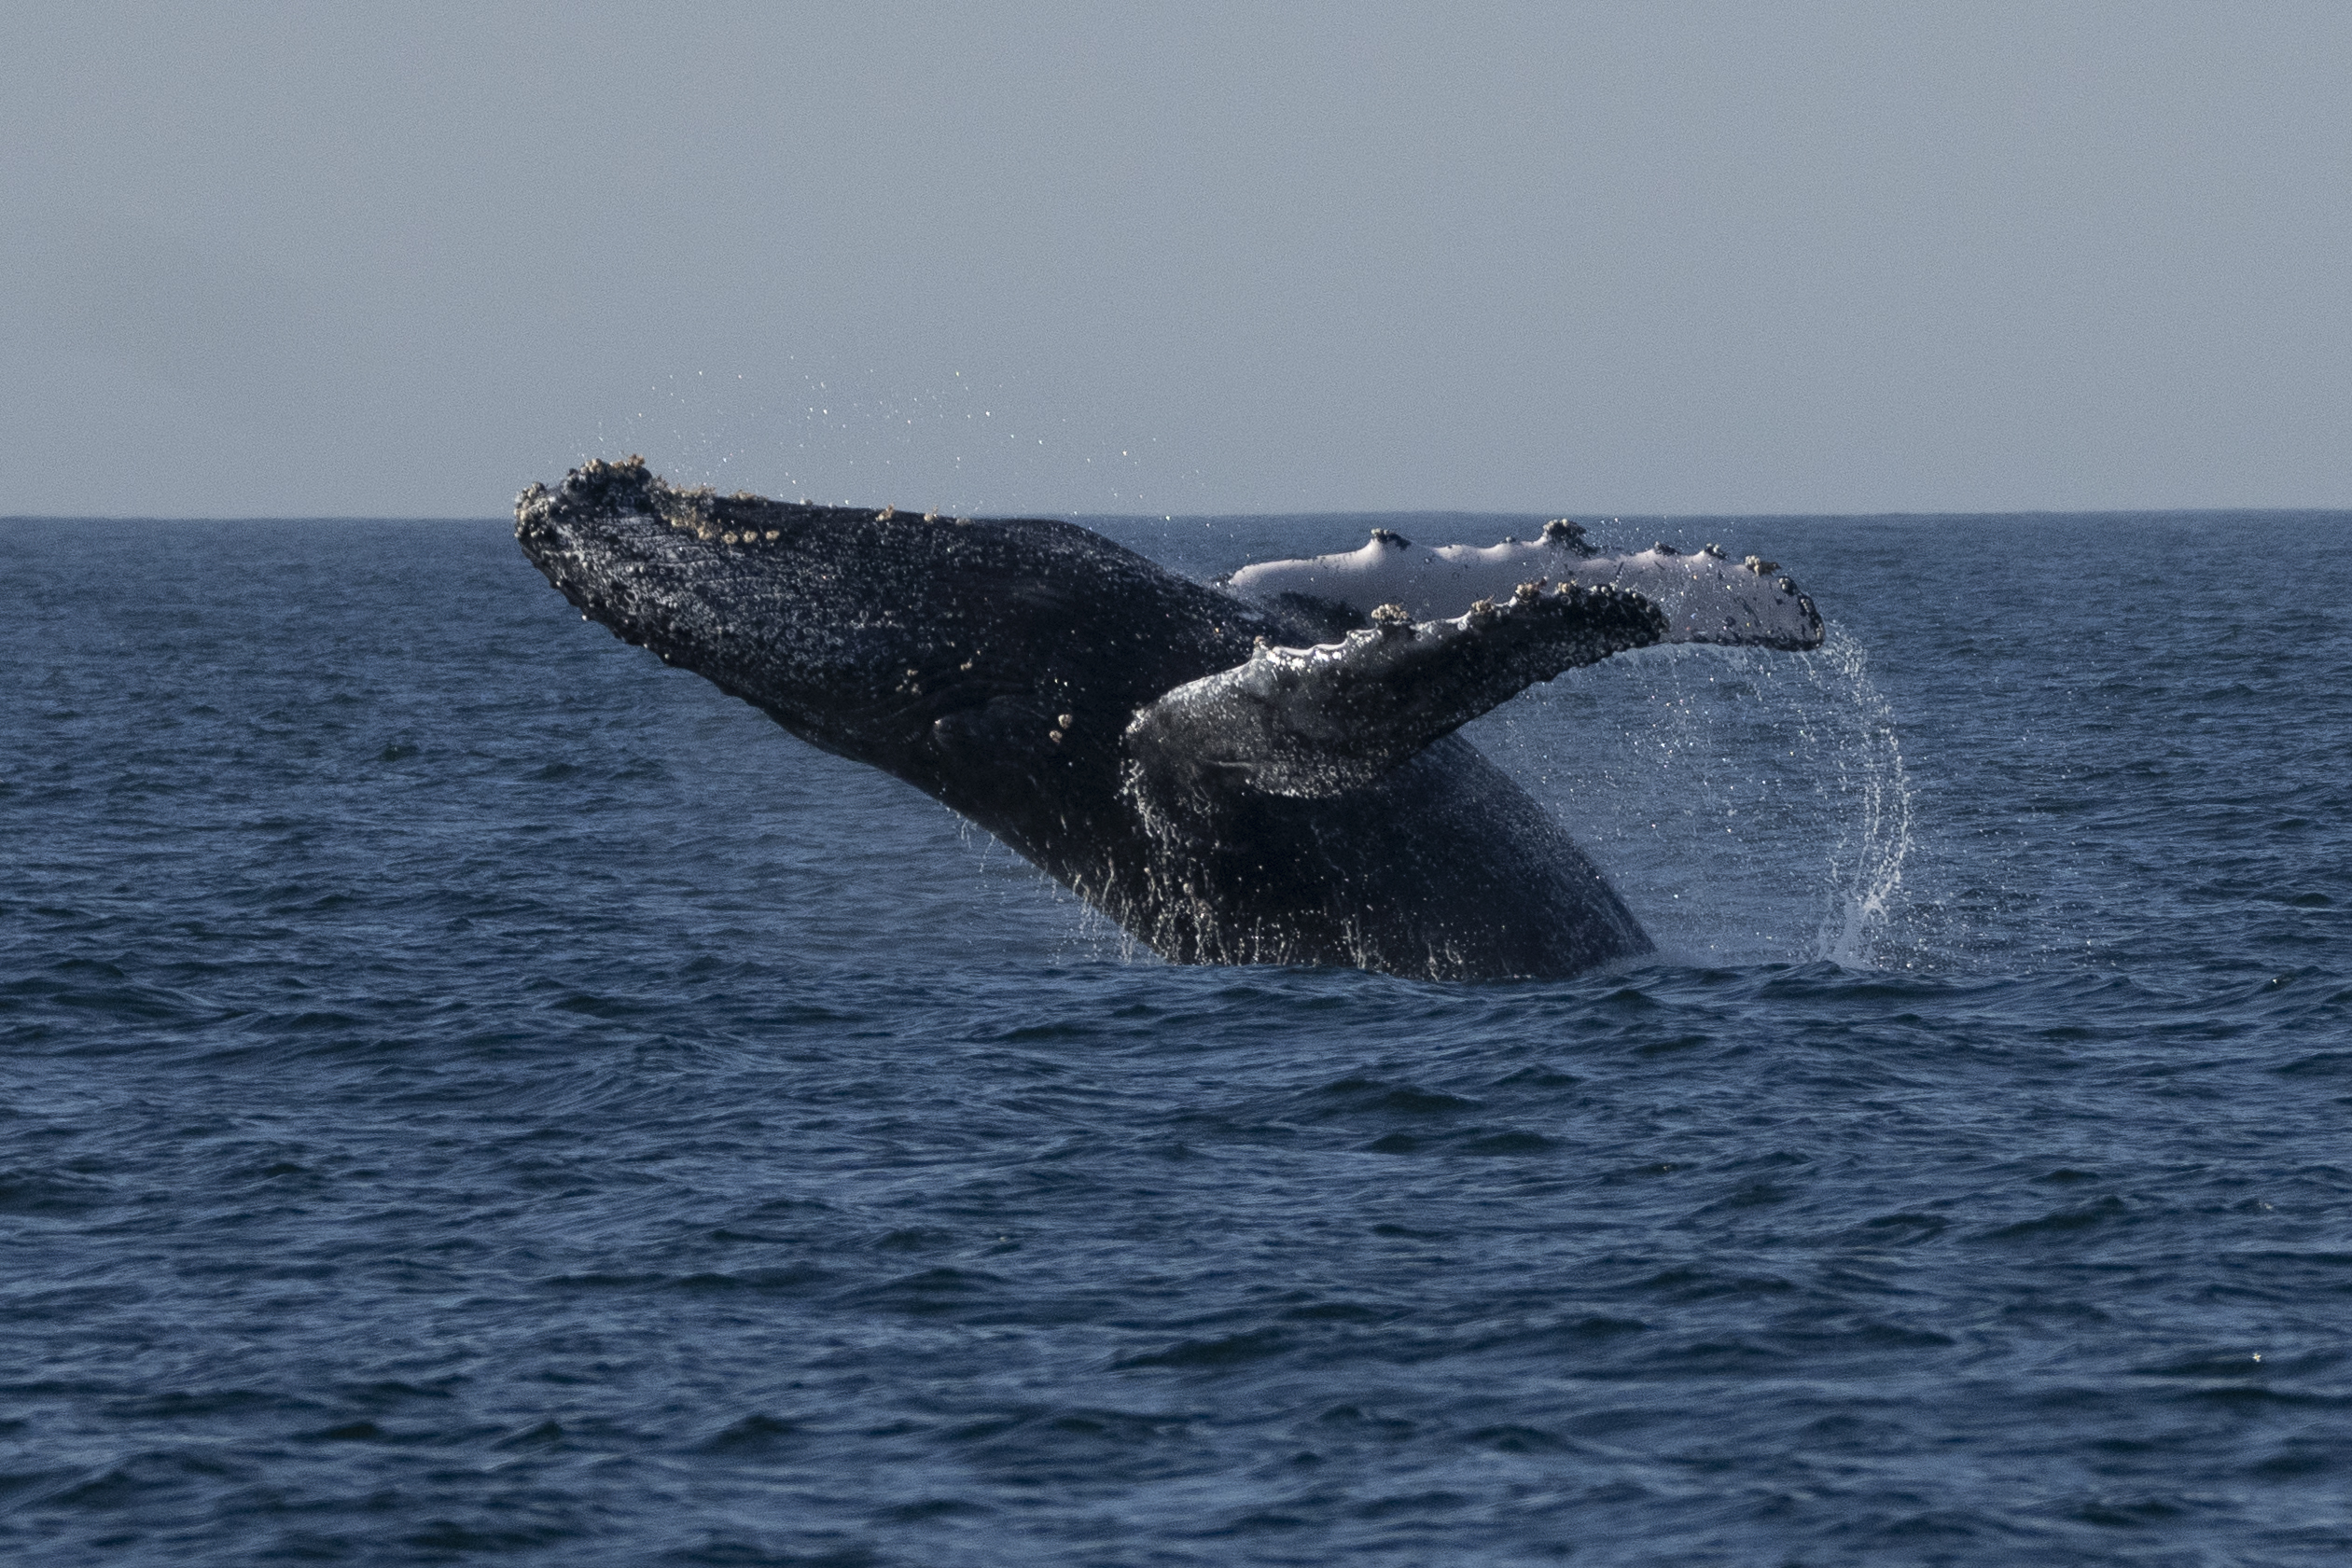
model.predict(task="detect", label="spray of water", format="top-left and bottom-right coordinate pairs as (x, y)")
top-left (587, 363), bottom-right (1202, 518)
top-left (1807, 630), bottom-right (1914, 966)
top-left (1474, 623), bottom-right (1915, 970)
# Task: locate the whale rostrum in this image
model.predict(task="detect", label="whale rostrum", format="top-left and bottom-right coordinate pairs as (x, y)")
top-left (517, 458), bottom-right (1825, 980)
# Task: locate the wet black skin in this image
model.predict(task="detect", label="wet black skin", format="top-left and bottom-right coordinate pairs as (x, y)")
top-left (517, 459), bottom-right (1650, 980)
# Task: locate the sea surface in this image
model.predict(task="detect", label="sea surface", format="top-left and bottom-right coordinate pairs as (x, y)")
top-left (4, 506), bottom-right (2348, 1566)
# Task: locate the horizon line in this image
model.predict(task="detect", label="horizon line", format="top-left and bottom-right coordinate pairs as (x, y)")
top-left (7, 504), bottom-right (2352, 526)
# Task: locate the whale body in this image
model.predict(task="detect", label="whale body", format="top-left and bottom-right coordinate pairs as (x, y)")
top-left (516, 459), bottom-right (1823, 980)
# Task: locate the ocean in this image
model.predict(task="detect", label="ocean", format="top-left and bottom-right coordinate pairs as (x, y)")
top-left (4, 506), bottom-right (2347, 1565)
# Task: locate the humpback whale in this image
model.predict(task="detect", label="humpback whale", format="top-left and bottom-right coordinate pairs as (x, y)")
top-left (517, 458), bottom-right (1823, 980)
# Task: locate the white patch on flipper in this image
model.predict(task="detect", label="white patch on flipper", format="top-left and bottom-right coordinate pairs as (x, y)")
top-left (1126, 580), bottom-right (1665, 798)
top-left (1228, 536), bottom-right (1823, 650)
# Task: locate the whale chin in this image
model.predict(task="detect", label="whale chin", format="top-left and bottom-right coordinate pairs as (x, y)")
top-left (520, 461), bottom-right (1823, 980)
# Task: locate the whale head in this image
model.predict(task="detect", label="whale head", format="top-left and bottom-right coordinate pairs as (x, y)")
top-left (515, 458), bottom-right (1280, 806)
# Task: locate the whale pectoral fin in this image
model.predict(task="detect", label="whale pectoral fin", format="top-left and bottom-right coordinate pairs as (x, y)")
top-left (1126, 584), bottom-right (1667, 798)
top-left (1228, 536), bottom-right (1825, 651)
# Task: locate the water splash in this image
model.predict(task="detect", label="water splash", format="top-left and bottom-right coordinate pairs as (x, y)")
top-left (1471, 624), bottom-right (1916, 969)
top-left (1807, 629), bottom-right (1913, 967)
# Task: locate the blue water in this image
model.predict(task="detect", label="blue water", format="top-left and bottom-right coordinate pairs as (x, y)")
top-left (4, 508), bottom-right (2348, 1566)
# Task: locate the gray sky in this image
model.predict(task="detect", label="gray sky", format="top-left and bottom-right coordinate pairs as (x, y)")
top-left (4, 2), bottom-right (2347, 518)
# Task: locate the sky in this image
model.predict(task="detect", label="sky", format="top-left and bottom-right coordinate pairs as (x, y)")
top-left (3, 2), bottom-right (2347, 519)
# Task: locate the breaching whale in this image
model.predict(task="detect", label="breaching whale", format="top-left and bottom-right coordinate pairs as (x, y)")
top-left (517, 458), bottom-right (1823, 980)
